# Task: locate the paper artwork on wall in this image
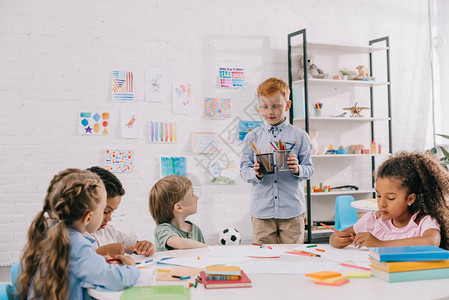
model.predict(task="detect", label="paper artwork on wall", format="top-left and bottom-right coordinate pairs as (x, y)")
top-left (238, 120), bottom-right (263, 141)
top-left (210, 161), bottom-right (236, 185)
top-left (112, 71), bottom-right (134, 102)
top-left (204, 98), bottom-right (231, 120)
top-left (79, 112), bottom-right (110, 135)
top-left (192, 132), bottom-right (218, 153)
top-left (219, 67), bottom-right (245, 88)
top-left (149, 121), bottom-right (177, 143)
top-left (145, 69), bottom-right (169, 102)
top-left (121, 105), bottom-right (142, 139)
top-left (105, 150), bottom-right (135, 173)
top-left (172, 83), bottom-right (193, 114)
top-left (161, 157), bottom-right (187, 177)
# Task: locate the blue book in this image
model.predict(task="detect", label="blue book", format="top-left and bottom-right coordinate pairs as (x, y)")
top-left (369, 245), bottom-right (449, 262)
top-left (372, 266), bottom-right (449, 282)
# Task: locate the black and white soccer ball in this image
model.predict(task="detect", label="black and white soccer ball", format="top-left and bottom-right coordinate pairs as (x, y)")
top-left (219, 228), bottom-right (241, 245)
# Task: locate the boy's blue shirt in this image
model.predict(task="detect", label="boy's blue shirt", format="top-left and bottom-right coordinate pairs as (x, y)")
top-left (240, 119), bottom-right (314, 219)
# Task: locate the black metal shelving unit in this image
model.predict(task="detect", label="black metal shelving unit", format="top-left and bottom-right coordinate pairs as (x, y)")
top-left (287, 29), bottom-right (392, 243)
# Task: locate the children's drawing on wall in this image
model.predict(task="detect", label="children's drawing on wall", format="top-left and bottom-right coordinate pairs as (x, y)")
top-left (192, 132), bottom-right (218, 153)
top-left (105, 150), bottom-right (135, 173)
top-left (149, 121), bottom-right (177, 143)
top-left (145, 69), bottom-right (169, 102)
top-left (238, 120), bottom-right (263, 141)
top-left (160, 156), bottom-right (187, 177)
top-left (112, 71), bottom-right (134, 102)
top-left (121, 105), bottom-right (142, 138)
top-left (219, 67), bottom-right (245, 88)
top-left (210, 161), bottom-right (236, 184)
top-left (79, 112), bottom-right (110, 135)
top-left (172, 83), bottom-right (193, 114)
top-left (204, 97), bottom-right (231, 119)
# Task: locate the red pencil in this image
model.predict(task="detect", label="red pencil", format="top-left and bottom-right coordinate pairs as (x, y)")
top-left (319, 223), bottom-right (341, 233)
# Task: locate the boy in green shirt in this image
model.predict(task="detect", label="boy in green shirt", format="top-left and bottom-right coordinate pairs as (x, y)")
top-left (149, 175), bottom-right (206, 251)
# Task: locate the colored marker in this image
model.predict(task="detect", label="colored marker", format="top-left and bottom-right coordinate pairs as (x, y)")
top-left (294, 250), bottom-right (321, 257)
top-left (316, 249), bottom-right (325, 252)
top-left (172, 275), bottom-right (191, 280)
top-left (287, 251), bottom-right (312, 257)
top-left (319, 223), bottom-right (341, 233)
top-left (307, 244), bottom-right (317, 248)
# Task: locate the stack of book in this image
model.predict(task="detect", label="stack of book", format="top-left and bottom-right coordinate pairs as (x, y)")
top-left (199, 266), bottom-right (252, 289)
top-left (369, 245), bottom-right (449, 282)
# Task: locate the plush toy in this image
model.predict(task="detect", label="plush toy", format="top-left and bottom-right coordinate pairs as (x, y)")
top-left (356, 65), bottom-right (370, 78)
top-left (298, 53), bottom-right (328, 79)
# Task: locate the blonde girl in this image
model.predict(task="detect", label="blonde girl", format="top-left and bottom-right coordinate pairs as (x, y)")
top-left (16, 169), bottom-right (139, 300)
top-left (330, 152), bottom-right (449, 249)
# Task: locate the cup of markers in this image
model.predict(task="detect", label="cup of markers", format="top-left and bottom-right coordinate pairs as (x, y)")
top-left (314, 102), bottom-right (323, 117)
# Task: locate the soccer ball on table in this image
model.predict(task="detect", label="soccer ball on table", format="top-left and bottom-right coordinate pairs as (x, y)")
top-left (219, 228), bottom-right (241, 245)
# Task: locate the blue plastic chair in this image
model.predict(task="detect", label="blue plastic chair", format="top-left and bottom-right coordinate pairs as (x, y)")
top-left (0, 283), bottom-right (13, 300)
top-left (335, 195), bottom-right (358, 231)
top-left (10, 262), bottom-right (20, 299)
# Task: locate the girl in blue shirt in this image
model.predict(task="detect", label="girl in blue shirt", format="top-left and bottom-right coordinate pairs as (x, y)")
top-left (16, 169), bottom-right (139, 300)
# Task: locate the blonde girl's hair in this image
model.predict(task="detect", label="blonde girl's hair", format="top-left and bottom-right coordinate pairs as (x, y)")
top-left (148, 175), bottom-right (192, 225)
top-left (16, 168), bottom-right (105, 300)
top-left (257, 77), bottom-right (291, 101)
top-left (376, 152), bottom-right (449, 249)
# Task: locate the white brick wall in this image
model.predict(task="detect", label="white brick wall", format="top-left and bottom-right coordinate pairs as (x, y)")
top-left (0, 0), bottom-right (431, 265)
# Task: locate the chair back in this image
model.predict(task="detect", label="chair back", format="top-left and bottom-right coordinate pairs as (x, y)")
top-left (335, 195), bottom-right (358, 231)
top-left (0, 283), bottom-right (13, 300)
top-left (11, 261), bottom-right (20, 297)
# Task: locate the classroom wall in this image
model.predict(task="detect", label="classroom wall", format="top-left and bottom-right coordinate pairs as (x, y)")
top-left (0, 0), bottom-right (431, 265)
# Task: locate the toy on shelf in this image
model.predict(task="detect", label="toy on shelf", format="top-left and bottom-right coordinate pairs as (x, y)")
top-left (343, 102), bottom-right (370, 117)
top-left (353, 65), bottom-right (376, 81)
top-left (326, 144), bottom-right (336, 155)
top-left (298, 53), bottom-right (328, 79)
top-left (311, 183), bottom-right (332, 193)
top-left (336, 146), bottom-right (347, 154)
top-left (339, 70), bottom-right (351, 80)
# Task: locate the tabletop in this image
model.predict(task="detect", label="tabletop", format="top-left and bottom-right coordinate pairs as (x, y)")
top-left (88, 244), bottom-right (449, 300)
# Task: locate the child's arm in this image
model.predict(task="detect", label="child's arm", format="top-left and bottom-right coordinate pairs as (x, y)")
top-left (96, 243), bottom-right (126, 257)
top-left (353, 228), bottom-right (441, 248)
top-left (166, 235), bottom-right (207, 250)
top-left (329, 227), bottom-right (355, 248)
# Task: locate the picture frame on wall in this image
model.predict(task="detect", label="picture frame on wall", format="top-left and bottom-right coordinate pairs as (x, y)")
top-left (191, 132), bottom-right (218, 153)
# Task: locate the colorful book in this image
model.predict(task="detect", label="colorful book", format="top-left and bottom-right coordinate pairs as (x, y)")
top-left (205, 265), bottom-right (241, 276)
top-left (371, 266), bottom-right (449, 282)
top-left (369, 245), bottom-right (449, 262)
top-left (370, 258), bottom-right (449, 273)
top-left (200, 270), bottom-right (252, 289)
top-left (205, 275), bottom-right (241, 281)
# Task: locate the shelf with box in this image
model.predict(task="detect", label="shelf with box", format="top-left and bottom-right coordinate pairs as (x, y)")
top-left (287, 29), bottom-right (392, 243)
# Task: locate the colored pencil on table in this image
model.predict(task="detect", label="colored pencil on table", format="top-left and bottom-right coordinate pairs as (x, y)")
top-left (319, 223), bottom-right (341, 233)
top-left (340, 263), bottom-right (371, 271)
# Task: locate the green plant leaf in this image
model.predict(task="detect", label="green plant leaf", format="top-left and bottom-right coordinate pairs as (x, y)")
top-left (436, 134), bottom-right (449, 140)
top-left (440, 160), bottom-right (449, 166)
top-left (438, 146), bottom-right (449, 160)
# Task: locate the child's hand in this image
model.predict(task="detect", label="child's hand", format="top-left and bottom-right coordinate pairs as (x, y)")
top-left (330, 232), bottom-right (354, 248)
top-left (353, 232), bottom-right (380, 248)
top-left (128, 240), bottom-right (155, 256)
top-left (254, 160), bottom-right (264, 179)
top-left (104, 255), bottom-right (120, 265)
top-left (96, 243), bottom-right (126, 257)
top-left (287, 153), bottom-right (300, 175)
top-left (115, 254), bottom-right (135, 266)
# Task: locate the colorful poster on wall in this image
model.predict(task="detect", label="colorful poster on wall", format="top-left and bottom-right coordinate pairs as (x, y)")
top-left (172, 83), bottom-right (193, 114)
top-left (192, 132), bottom-right (218, 153)
top-left (161, 157), bottom-right (187, 177)
top-left (219, 67), bottom-right (245, 88)
top-left (149, 121), bottom-right (177, 143)
top-left (204, 98), bottom-right (231, 120)
top-left (79, 112), bottom-right (110, 135)
top-left (121, 105), bottom-right (142, 139)
top-left (238, 120), bottom-right (263, 141)
top-left (105, 150), bottom-right (135, 173)
top-left (145, 68), bottom-right (169, 102)
top-left (210, 161), bottom-right (236, 185)
top-left (112, 71), bottom-right (134, 102)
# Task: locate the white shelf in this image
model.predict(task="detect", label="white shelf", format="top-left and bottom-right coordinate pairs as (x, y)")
top-left (294, 117), bottom-right (390, 122)
top-left (291, 42), bottom-right (388, 53)
top-left (311, 154), bottom-right (390, 158)
top-left (293, 79), bottom-right (389, 87)
top-left (310, 189), bottom-right (375, 196)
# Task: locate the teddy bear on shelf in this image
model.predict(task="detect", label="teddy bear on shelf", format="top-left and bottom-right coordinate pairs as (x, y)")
top-left (298, 53), bottom-right (328, 79)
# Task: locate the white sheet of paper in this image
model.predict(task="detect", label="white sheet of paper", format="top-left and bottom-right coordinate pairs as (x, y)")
top-left (157, 256), bottom-right (254, 269)
top-left (121, 104), bottom-right (142, 139)
top-left (239, 261), bottom-right (341, 275)
top-left (206, 245), bottom-right (286, 258)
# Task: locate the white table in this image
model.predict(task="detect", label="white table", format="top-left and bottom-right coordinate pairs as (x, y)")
top-left (88, 245), bottom-right (449, 300)
top-left (351, 199), bottom-right (378, 211)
